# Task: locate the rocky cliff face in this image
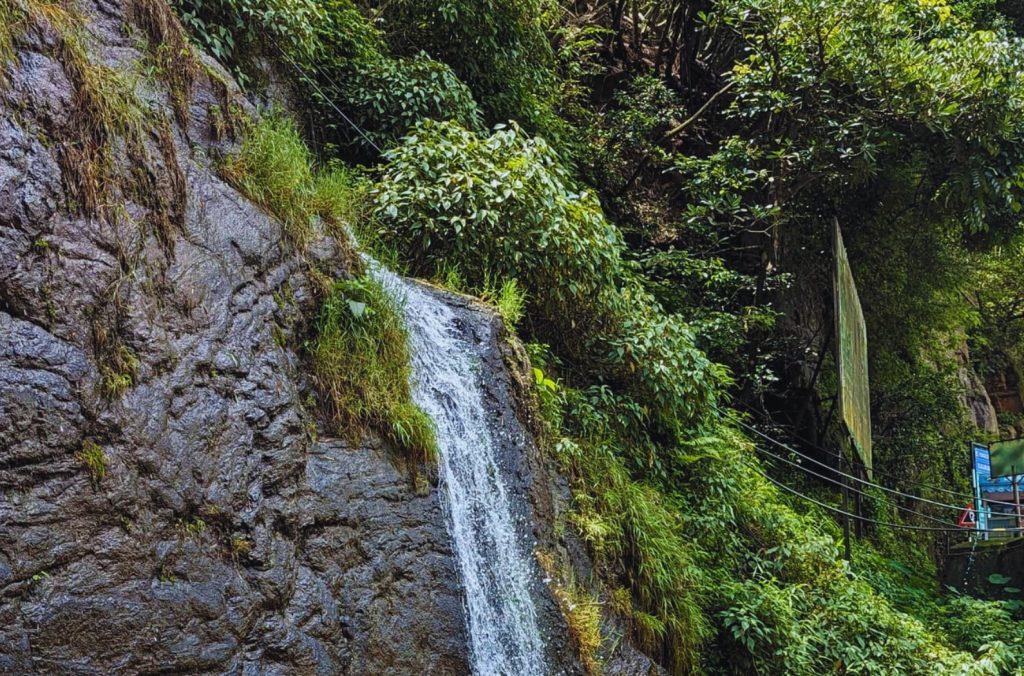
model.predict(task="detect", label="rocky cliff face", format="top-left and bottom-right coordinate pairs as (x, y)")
top-left (0, 1), bottom-right (474, 670)
top-left (956, 342), bottom-right (1000, 437)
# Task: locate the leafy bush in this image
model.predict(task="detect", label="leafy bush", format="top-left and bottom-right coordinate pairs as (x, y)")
top-left (173, 0), bottom-right (380, 83)
top-left (311, 276), bottom-right (437, 463)
top-left (373, 120), bottom-right (624, 323)
top-left (376, 0), bottom-right (560, 134)
top-left (940, 595), bottom-right (1024, 656)
top-left (372, 120), bottom-right (722, 437)
top-left (173, 0), bottom-right (482, 155)
top-left (339, 53), bottom-right (483, 150)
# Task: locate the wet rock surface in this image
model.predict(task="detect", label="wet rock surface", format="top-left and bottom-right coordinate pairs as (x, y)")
top-left (0, 1), bottom-right (470, 671)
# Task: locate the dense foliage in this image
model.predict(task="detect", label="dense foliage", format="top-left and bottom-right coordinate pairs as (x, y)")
top-left (174, 0), bottom-right (1024, 671)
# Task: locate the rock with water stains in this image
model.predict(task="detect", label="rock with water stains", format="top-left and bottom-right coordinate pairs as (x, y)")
top-left (0, 1), bottom-right (470, 671)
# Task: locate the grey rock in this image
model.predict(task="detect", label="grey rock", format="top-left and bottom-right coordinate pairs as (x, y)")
top-left (0, 0), bottom-right (471, 671)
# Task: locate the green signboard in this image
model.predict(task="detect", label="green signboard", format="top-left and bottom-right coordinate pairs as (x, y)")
top-left (833, 220), bottom-right (872, 474)
top-left (990, 438), bottom-right (1024, 479)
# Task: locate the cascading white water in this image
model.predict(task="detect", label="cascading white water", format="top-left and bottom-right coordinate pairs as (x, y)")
top-left (370, 262), bottom-right (547, 675)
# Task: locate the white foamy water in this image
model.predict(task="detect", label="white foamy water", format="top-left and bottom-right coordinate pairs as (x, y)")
top-left (369, 261), bottom-right (546, 675)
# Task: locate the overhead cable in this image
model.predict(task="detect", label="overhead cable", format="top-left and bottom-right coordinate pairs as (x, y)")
top-left (267, 35), bottom-right (384, 154)
top-left (753, 445), bottom-right (965, 527)
top-left (750, 464), bottom-right (1024, 534)
top-left (734, 403), bottom-right (977, 501)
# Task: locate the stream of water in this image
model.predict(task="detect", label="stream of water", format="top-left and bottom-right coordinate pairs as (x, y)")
top-left (370, 261), bottom-right (547, 675)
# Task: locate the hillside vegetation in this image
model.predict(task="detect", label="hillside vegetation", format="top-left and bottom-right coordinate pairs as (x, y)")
top-left (171, 0), bottom-right (1024, 672)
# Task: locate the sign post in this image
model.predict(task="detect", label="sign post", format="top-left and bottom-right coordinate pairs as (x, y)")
top-left (832, 219), bottom-right (873, 562)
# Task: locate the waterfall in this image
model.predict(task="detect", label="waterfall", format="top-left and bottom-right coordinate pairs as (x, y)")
top-left (369, 262), bottom-right (547, 675)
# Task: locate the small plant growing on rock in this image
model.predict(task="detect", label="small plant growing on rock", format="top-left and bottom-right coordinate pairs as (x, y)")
top-left (310, 275), bottom-right (437, 464)
top-left (479, 276), bottom-right (526, 331)
top-left (537, 550), bottom-right (605, 675)
top-left (100, 345), bottom-right (140, 396)
top-left (229, 535), bottom-right (252, 561)
top-left (77, 440), bottom-right (108, 484)
top-left (177, 517), bottom-right (207, 539)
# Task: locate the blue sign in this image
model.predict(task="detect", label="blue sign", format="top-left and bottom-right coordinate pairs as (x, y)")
top-left (973, 442), bottom-right (1020, 533)
top-left (973, 443), bottom-right (990, 532)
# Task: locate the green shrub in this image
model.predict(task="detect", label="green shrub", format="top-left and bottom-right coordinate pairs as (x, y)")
top-left (173, 0), bottom-right (380, 82)
top-left (373, 120), bottom-right (625, 323)
top-left (311, 276), bottom-right (437, 463)
top-left (376, 0), bottom-right (559, 134)
top-left (373, 119), bottom-right (722, 438)
top-left (340, 53), bottom-right (483, 150)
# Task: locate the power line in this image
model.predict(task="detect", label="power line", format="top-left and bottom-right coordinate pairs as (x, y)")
top-left (736, 419), bottom-right (973, 513)
top-left (753, 444), bottom-right (963, 527)
top-left (267, 35), bottom-right (384, 154)
top-left (750, 463), bottom-right (1024, 534)
top-left (734, 403), bottom-right (977, 501)
top-left (737, 414), bottom-right (1024, 510)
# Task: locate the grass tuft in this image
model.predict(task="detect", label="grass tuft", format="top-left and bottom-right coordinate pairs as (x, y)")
top-left (177, 517), bottom-right (206, 538)
top-left (434, 263), bottom-right (527, 331)
top-left (100, 344), bottom-right (139, 396)
top-left (34, 2), bottom-right (145, 217)
top-left (0, 0), bottom-right (24, 80)
top-left (77, 439), bottom-right (107, 484)
top-left (537, 550), bottom-right (605, 674)
top-left (221, 114), bottom-right (362, 248)
top-left (483, 276), bottom-right (526, 330)
top-left (311, 275), bottom-right (437, 464)
top-left (126, 0), bottom-right (197, 127)
top-left (24, 0), bottom-right (187, 239)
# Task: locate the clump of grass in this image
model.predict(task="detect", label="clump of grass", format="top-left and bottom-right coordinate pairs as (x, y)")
top-left (437, 261), bottom-right (466, 293)
top-left (560, 585), bottom-right (604, 674)
top-left (221, 114), bottom-right (362, 247)
top-left (537, 551), bottom-right (605, 674)
top-left (482, 276), bottom-right (526, 330)
top-left (126, 0), bottom-right (197, 127)
top-left (311, 161), bottom-right (368, 232)
top-left (229, 535), bottom-right (251, 560)
top-left (177, 517), bottom-right (206, 538)
top-left (77, 439), bottom-right (107, 484)
top-left (30, 1), bottom-right (147, 218)
top-left (310, 275), bottom-right (437, 464)
top-left (0, 0), bottom-right (22, 79)
top-left (433, 264), bottom-right (527, 330)
top-left (100, 344), bottom-right (139, 396)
